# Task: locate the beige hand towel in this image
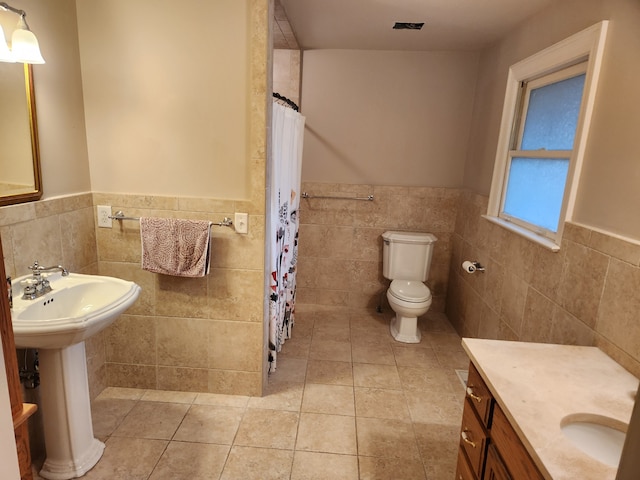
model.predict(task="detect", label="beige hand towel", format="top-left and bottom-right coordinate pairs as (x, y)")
top-left (140, 217), bottom-right (212, 277)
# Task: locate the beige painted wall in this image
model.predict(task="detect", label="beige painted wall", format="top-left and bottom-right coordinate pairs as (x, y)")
top-left (300, 50), bottom-right (479, 187)
top-left (75, 0), bottom-right (250, 199)
top-left (463, 0), bottom-right (640, 240)
top-left (6, 0), bottom-right (91, 199)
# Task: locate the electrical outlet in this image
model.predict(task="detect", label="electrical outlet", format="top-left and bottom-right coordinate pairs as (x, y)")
top-left (97, 205), bottom-right (112, 228)
top-left (234, 212), bottom-right (248, 234)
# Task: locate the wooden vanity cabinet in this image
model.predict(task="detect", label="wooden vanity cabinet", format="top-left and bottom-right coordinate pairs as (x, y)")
top-left (1, 237), bottom-right (36, 479)
top-left (456, 362), bottom-right (544, 480)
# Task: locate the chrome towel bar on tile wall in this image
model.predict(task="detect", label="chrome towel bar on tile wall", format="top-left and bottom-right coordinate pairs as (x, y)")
top-left (108, 211), bottom-right (234, 229)
top-left (301, 192), bottom-right (374, 201)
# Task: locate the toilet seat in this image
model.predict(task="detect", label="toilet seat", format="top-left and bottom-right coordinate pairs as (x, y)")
top-left (389, 280), bottom-right (431, 303)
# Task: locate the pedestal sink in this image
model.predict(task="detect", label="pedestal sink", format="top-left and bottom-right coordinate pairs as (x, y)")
top-left (11, 272), bottom-right (141, 480)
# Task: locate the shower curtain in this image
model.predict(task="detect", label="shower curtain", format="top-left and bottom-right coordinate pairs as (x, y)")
top-left (268, 102), bottom-right (305, 372)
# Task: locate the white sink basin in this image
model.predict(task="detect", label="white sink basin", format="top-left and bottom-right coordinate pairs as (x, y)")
top-left (11, 272), bottom-right (141, 349)
top-left (561, 414), bottom-right (628, 467)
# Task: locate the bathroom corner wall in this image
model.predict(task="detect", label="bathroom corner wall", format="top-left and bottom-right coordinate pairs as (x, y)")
top-left (447, 190), bottom-right (640, 377)
top-left (297, 182), bottom-right (458, 314)
top-left (273, 49), bottom-right (301, 106)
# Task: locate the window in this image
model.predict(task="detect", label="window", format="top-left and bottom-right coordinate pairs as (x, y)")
top-left (486, 22), bottom-right (609, 251)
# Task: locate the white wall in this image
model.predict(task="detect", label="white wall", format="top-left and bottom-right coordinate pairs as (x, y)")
top-left (300, 49), bottom-right (479, 187)
top-left (462, 0), bottom-right (640, 240)
top-left (75, 0), bottom-right (251, 199)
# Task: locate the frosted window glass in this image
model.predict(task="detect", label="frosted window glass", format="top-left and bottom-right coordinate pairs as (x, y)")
top-left (503, 157), bottom-right (569, 232)
top-left (521, 74), bottom-right (586, 150)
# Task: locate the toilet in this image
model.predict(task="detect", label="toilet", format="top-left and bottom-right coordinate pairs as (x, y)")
top-left (382, 231), bottom-right (437, 343)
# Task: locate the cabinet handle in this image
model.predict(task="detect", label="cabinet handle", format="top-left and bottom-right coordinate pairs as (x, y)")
top-left (466, 386), bottom-right (482, 403)
top-left (461, 430), bottom-right (476, 448)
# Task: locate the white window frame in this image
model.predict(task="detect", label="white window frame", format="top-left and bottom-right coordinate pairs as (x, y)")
top-left (485, 22), bottom-right (609, 252)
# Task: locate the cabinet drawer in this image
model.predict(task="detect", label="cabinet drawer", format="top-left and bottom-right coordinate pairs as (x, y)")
top-left (466, 363), bottom-right (493, 426)
top-left (455, 449), bottom-right (476, 480)
top-left (460, 398), bottom-right (488, 476)
top-left (491, 404), bottom-right (544, 480)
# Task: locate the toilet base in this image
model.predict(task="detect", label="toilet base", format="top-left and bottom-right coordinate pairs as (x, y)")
top-left (390, 314), bottom-right (421, 343)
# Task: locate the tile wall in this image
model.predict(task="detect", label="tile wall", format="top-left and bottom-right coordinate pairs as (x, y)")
top-left (447, 190), bottom-right (640, 377)
top-left (297, 182), bottom-right (460, 313)
top-left (93, 192), bottom-right (265, 397)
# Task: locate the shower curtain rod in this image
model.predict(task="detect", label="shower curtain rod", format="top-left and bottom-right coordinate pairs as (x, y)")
top-left (273, 92), bottom-right (299, 111)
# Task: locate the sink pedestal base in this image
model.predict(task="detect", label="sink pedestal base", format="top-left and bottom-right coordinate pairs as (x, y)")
top-left (38, 342), bottom-right (105, 480)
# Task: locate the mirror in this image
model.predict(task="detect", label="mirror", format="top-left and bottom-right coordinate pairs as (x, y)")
top-left (0, 63), bottom-right (41, 206)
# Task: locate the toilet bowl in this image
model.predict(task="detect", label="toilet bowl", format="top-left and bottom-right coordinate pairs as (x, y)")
top-left (386, 279), bottom-right (432, 343)
top-left (382, 231), bottom-right (437, 343)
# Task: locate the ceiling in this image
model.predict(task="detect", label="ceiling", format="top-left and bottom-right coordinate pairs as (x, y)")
top-left (277, 0), bottom-right (557, 51)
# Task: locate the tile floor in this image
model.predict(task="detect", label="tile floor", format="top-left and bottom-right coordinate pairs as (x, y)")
top-left (32, 306), bottom-right (469, 480)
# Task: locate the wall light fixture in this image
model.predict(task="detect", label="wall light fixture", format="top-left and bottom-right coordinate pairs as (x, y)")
top-left (0, 2), bottom-right (44, 64)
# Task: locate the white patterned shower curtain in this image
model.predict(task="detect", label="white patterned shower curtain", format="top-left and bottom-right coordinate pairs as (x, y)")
top-left (268, 102), bottom-right (305, 372)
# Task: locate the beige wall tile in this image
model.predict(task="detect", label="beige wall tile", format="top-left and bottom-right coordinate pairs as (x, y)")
top-left (208, 268), bottom-right (264, 322)
top-left (11, 215), bottom-right (63, 275)
top-left (157, 317), bottom-right (210, 368)
top-left (209, 321), bottom-right (263, 371)
top-left (157, 366), bottom-right (210, 393)
top-left (589, 230), bottom-right (640, 266)
top-left (106, 315), bottom-right (156, 364)
top-left (209, 369), bottom-right (262, 396)
top-left (107, 363), bottom-right (157, 389)
top-left (499, 273), bottom-right (528, 336)
top-left (156, 275), bottom-right (209, 319)
top-left (520, 288), bottom-right (554, 343)
top-left (60, 207), bottom-right (97, 271)
top-left (596, 259), bottom-right (640, 360)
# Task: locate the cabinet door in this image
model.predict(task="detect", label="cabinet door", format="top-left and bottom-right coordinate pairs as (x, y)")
top-left (456, 450), bottom-right (476, 480)
top-left (467, 363), bottom-right (493, 426)
top-left (484, 445), bottom-right (511, 480)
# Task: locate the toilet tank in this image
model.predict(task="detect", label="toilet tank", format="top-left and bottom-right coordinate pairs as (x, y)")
top-left (382, 231), bottom-right (437, 281)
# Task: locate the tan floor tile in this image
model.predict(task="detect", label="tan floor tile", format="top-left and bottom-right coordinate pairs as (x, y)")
top-left (279, 335), bottom-right (311, 358)
top-left (306, 360), bottom-right (353, 385)
top-left (141, 390), bottom-right (197, 404)
top-left (356, 417), bottom-right (420, 459)
top-left (149, 442), bottom-right (229, 480)
top-left (291, 451), bottom-right (359, 480)
top-left (91, 398), bottom-right (138, 437)
top-left (354, 387), bottom-right (411, 420)
top-left (234, 409), bottom-right (299, 449)
top-left (194, 392), bottom-right (250, 408)
top-left (397, 366), bottom-right (457, 394)
top-left (82, 437), bottom-right (167, 480)
top-left (358, 456), bottom-right (427, 480)
top-left (309, 338), bottom-right (352, 362)
top-left (352, 342), bottom-right (396, 365)
top-left (112, 402), bottom-right (189, 440)
top-left (353, 363), bottom-right (401, 389)
top-left (221, 446), bottom-right (293, 480)
top-left (405, 390), bottom-right (464, 424)
top-left (296, 413), bottom-right (357, 454)
top-left (96, 386), bottom-right (146, 401)
top-left (392, 345), bottom-right (440, 368)
top-left (301, 383), bottom-right (355, 415)
top-left (248, 381), bottom-right (304, 411)
top-left (269, 356), bottom-right (308, 383)
top-left (173, 405), bottom-right (244, 444)
top-left (435, 348), bottom-right (472, 369)
top-left (424, 332), bottom-right (463, 351)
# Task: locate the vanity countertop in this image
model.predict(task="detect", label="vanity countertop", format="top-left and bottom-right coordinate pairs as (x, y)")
top-left (462, 338), bottom-right (639, 480)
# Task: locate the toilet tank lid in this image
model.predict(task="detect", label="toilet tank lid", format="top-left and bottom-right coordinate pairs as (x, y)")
top-left (382, 231), bottom-right (437, 244)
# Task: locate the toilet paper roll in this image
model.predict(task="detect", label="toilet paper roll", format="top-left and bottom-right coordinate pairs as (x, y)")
top-left (462, 261), bottom-right (476, 274)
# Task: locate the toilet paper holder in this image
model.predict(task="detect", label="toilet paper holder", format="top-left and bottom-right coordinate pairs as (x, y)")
top-left (462, 261), bottom-right (485, 273)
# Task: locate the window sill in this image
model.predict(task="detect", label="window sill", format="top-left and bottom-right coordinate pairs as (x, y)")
top-left (482, 215), bottom-right (561, 252)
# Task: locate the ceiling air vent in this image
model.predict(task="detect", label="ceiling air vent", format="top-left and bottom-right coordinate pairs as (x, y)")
top-left (393, 22), bottom-right (424, 30)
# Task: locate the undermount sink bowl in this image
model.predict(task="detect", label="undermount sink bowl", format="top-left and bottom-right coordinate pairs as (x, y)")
top-left (561, 414), bottom-right (628, 467)
top-left (11, 272), bottom-right (141, 349)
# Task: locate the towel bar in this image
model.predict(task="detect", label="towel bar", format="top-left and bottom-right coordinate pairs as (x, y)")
top-left (109, 211), bottom-right (234, 228)
top-left (301, 192), bottom-right (374, 201)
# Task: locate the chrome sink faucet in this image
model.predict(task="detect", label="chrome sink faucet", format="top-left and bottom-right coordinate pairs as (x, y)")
top-left (22, 260), bottom-right (69, 300)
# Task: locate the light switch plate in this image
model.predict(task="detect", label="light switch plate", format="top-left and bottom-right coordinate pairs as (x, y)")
top-left (234, 213), bottom-right (248, 234)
